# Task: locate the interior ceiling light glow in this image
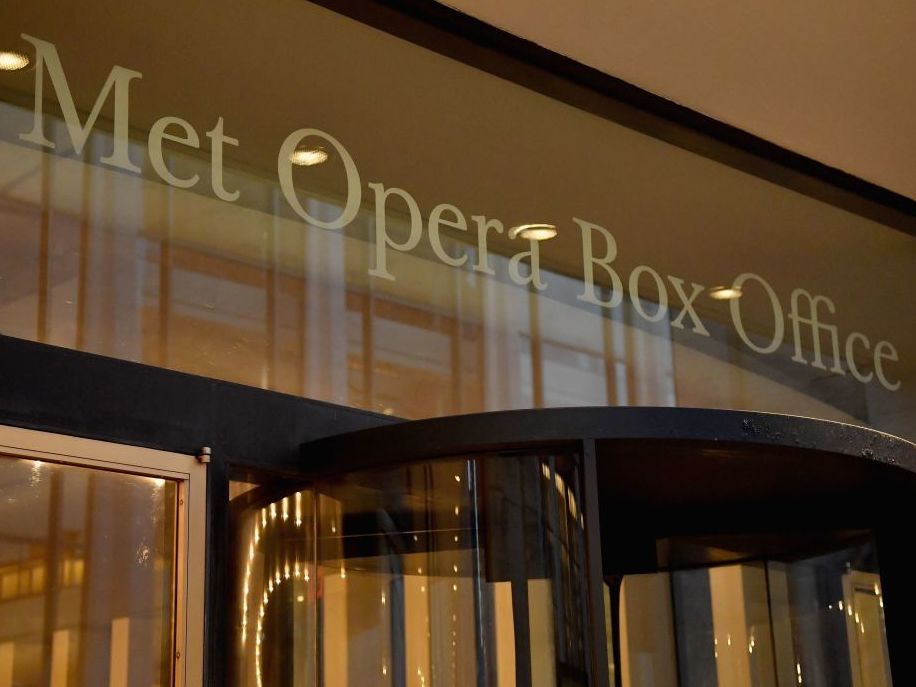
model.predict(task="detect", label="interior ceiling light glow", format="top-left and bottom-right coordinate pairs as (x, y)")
top-left (708, 285), bottom-right (743, 300)
top-left (509, 223), bottom-right (558, 241)
top-left (289, 146), bottom-right (329, 166)
top-left (0, 51), bottom-right (30, 71)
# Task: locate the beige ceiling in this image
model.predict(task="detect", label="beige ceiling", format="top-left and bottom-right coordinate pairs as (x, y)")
top-left (439, 0), bottom-right (916, 201)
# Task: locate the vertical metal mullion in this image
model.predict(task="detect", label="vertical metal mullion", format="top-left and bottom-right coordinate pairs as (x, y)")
top-left (763, 561), bottom-right (782, 686)
top-left (469, 458), bottom-right (488, 687)
top-left (608, 576), bottom-right (623, 687)
top-left (582, 438), bottom-right (611, 687)
top-left (546, 456), bottom-right (567, 674)
top-left (514, 457), bottom-right (535, 687)
top-left (313, 489), bottom-right (325, 687)
top-left (667, 570), bottom-right (684, 687)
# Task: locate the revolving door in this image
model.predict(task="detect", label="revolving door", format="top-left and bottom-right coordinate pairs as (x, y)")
top-left (232, 450), bottom-right (590, 686)
top-left (228, 408), bottom-right (916, 686)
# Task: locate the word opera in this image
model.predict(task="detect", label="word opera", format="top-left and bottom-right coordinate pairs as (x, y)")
top-left (15, 34), bottom-right (902, 391)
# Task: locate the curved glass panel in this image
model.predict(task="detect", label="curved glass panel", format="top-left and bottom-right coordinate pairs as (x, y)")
top-left (232, 452), bottom-right (591, 686)
top-left (611, 537), bottom-right (892, 687)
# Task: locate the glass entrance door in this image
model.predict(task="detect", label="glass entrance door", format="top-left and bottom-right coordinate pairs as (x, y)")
top-left (0, 424), bottom-right (206, 687)
top-left (611, 537), bottom-right (892, 687)
top-left (232, 449), bottom-right (593, 686)
top-left (227, 407), bottom-right (915, 687)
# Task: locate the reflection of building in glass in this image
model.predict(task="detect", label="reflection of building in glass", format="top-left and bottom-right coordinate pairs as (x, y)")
top-left (0, 116), bottom-right (903, 431)
top-left (0, 0), bottom-right (913, 685)
top-left (234, 454), bottom-right (589, 686)
top-left (0, 456), bottom-right (176, 686)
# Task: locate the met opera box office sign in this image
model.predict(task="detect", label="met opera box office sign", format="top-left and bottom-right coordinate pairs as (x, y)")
top-left (1, 1), bottom-right (913, 425)
top-left (0, 1), bottom-right (914, 687)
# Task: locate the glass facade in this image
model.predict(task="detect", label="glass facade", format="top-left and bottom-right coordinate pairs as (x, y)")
top-left (0, 0), bottom-right (912, 437)
top-left (0, 1), bottom-right (912, 686)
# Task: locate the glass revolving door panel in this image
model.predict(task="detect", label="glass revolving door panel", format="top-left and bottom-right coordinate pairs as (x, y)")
top-left (611, 535), bottom-right (893, 687)
top-left (232, 450), bottom-right (592, 687)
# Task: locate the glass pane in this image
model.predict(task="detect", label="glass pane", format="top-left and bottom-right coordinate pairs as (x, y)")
top-left (614, 537), bottom-right (892, 687)
top-left (232, 452), bottom-right (591, 686)
top-left (0, 453), bottom-right (178, 686)
top-left (0, 0), bottom-right (912, 439)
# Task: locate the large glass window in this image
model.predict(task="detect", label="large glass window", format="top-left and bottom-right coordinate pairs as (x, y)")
top-left (0, 0), bottom-right (912, 439)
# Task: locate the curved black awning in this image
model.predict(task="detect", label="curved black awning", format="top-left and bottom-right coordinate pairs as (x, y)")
top-left (298, 406), bottom-right (916, 569)
top-left (300, 406), bottom-right (915, 476)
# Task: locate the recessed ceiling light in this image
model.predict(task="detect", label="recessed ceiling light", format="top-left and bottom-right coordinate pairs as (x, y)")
top-left (289, 146), bottom-right (329, 166)
top-left (0, 51), bottom-right (30, 72)
top-left (509, 223), bottom-right (558, 241)
top-left (709, 285), bottom-right (743, 300)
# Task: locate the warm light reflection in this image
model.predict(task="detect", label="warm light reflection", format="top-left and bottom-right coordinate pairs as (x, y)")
top-left (508, 223), bottom-right (558, 241)
top-left (708, 285), bottom-right (743, 300)
top-left (247, 491), bottom-right (314, 687)
top-left (0, 50), bottom-right (29, 71)
top-left (289, 146), bottom-right (329, 166)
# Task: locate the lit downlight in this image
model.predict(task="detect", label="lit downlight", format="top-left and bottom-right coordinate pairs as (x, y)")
top-left (509, 223), bottom-right (558, 241)
top-left (708, 285), bottom-right (743, 300)
top-left (289, 146), bottom-right (329, 167)
top-left (0, 51), bottom-right (30, 72)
